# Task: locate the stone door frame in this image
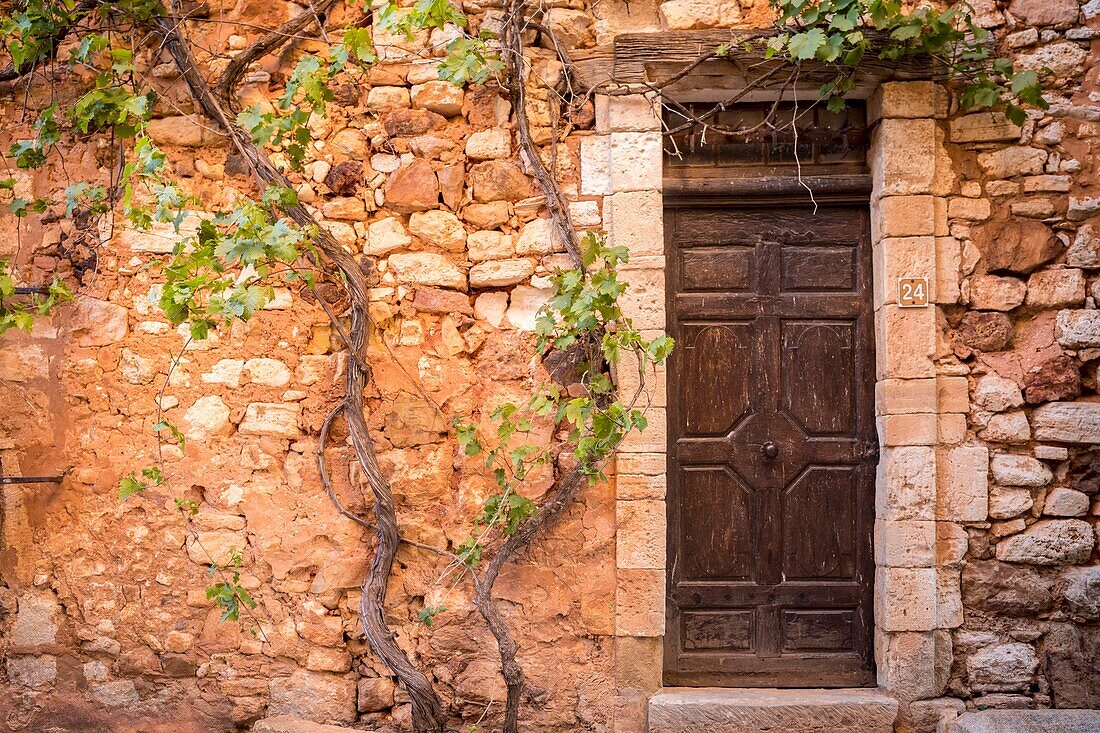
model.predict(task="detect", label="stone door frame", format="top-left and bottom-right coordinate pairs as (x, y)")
top-left (591, 80), bottom-right (972, 722)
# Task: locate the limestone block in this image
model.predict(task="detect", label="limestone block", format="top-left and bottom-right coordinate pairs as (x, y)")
top-left (0, 343), bottom-right (50, 382)
top-left (1022, 174), bottom-right (1072, 193)
top-left (383, 160), bottom-right (439, 213)
top-left (69, 297), bottom-right (127, 347)
top-left (1043, 488), bottom-right (1089, 517)
top-left (873, 119), bottom-right (937, 196)
top-left (1055, 309), bottom-right (1100, 348)
top-left (950, 710), bottom-right (1100, 733)
top-left (878, 414), bottom-right (937, 446)
top-left (306, 648), bottom-right (352, 673)
top-left (245, 358), bottom-right (292, 387)
top-left (990, 454), bottom-right (1052, 487)
top-left (469, 259), bottom-right (535, 288)
top-left (874, 520), bottom-right (935, 567)
top-left (296, 355), bottom-right (332, 386)
top-left (357, 677), bottom-right (396, 712)
top-left (569, 200), bottom-right (601, 228)
top-left (966, 643), bottom-right (1037, 692)
top-left (91, 679), bottom-right (140, 707)
top-left (962, 560), bottom-right (1053, 616)
top-left (608, 95), bottom-right (661, 132)
top-left (617, 266), bottom-right (665, 330)
top-left (6, 655), bottom-right (56, 687)
top-left (616, 568), bottom-right (664, 636)
top-left (119, 348), bottom-right (157, 385)
top-left (948, 197), bottom-right (992, 221)
top-left (937, 567), bottom-right (963, 628)
top-left (619, 408), bottom-right (665, 453)
top-left (467, 231), bottom-right (512, 261)
top-left (615, 473), bottom-right (666, 501)
top-left (239, 403), bottom-right (301, 439)
top-left (1026, 269), bottom-right (1085, 308)
top-left (936, 445), bottom-right (988, 522)
top-left (995, 519), bottom-right (1094, 565)
top-left (871, 81), bottom-right (945, 121)
top-left (876, 567), bottom-right (937, 631)
top-left (608, 191), bottom-right (663, 256)
top-left (969, 275), bottom-right (1026, 311)
top-left (1016, 42), bottom-right (1088, 78)
top-left (388, 253), bottom-right (466, 291)
top-left (936, 522), bottom-right (969, 565)
top-left (936, 236), bottom-right (962, 304)
top-left (1068, 198), bottom-right (1100, 223)
top-left (877, 446), bottom-right (936, 521)
top-left (465, 128), bottom-right (511, 160)
top-left (474, 292), bottom-right (509, 327)
top-left (876, 306), bottom-right (936, 379)
top-left (542, 7), bottom-right (595, 47)
top-left (974, 373), bottom-right (1023, 412)
top-left (616, 499), bottom-right (665, 569)
top-left (184, 395), bottom-right (232, 440)
top-left (876, 379), bottom-right (937, 415)
top-left (976, 147), bottom-right (1047, 178)
top-left (873, 196), bottom-right (935, 239)
top-left (268, 671), bottom-right (357, 725)
top-left (367, 217), bottom-right (411, 256)
top-left (580, 136), bottom-right (611, 196)
top-left (609, 132), bottom-right (661, 192)
top-left (878, 630), bottom-right (951, 701)
top-left (873, 237), bottom-right (936, 308)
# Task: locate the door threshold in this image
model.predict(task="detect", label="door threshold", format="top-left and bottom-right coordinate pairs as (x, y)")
top-left (648, 687), bottom-right (898, 733)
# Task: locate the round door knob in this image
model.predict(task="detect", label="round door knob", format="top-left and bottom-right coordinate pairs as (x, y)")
top-left (761, 441), bottom-right (779, 459)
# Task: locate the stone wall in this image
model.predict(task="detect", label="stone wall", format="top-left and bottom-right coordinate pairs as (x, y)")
top-left (0, 1), bottom-right (1098, 732)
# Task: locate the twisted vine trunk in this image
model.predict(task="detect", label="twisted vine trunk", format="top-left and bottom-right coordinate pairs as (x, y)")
top-left (154, 10), bottom-right (447, 731)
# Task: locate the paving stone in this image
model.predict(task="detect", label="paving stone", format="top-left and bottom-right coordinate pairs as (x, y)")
top-left (950, 710), bottom-right (1100, 733)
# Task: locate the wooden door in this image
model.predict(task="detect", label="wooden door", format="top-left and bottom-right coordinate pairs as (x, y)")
top-left (664, 199), bottom-right (876, 687)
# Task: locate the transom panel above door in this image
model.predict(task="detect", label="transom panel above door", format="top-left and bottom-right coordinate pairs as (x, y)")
top-left (664, 200), bottom-right (877, 688)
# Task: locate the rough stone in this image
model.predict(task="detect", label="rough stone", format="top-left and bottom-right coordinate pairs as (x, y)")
top-left (183, 395), bottom-right (232, 439)
top-left (962, 560), bottom-right (1053, 616)
top-left (388, 253), bottom-right (466, 290)
top-left (469, 160), bottom-right (532, 202)
top-left (408, 210), bottom-right (466, 250)
top-left (1061, 566), bottom-right (1100, 620)
top-left (967, 643), bottom-right (1038, 691)
top-left (366, 86), bottom-right (410, 112)
top-left (238, 403), bottom-right (301, 438)
top-left (977, 148), bottom-right (1047, 179)
top-left (1026, 269), bottom-right (1085, 308)
top-left (995, 519), bottom-right (1094, 565)
top-left (357, 677), bottom-right (396, 712)
top-left (383, 159), bottom-right (439, 213)
top-left (980, 410), bottom-right (1032, 443)
top-left (970, 275), bottom-right (1026, 311)
top-left (244, 358), bottom-right (291, 387)
top-left (267, 671), bottom-right (357, 725)
top-left (185, 529), bottom-right (244, 565)
top-left (366, 217), bottom-right (411, 256)
top-left (972, 220), bottom-right (1061, 275)
top-left (1055, 309), bottom-right (1100, 348)
top-left (991, 454), bottom-right (1052, 487)
top-left (410, 81), bottom-right (464, 117)
top-left (989, 487), bottom-right (1034, 519)
top-left (10, 591), bottom-right (59, 648)
top-left (950, 710), bottom-right (1100, 732)
top-left (1032, 402), bottom-right (1100, 443)
top-left (505, 285), bottom-right (551, 331)
top-left (1065, 226), bottom-right (1098, 268)
top-left (974, 373), bottom-right (1024, 412)
top-left (412, 287), bottom-right (472, 315)
top-left (465, 128), bottom-right (511, 160)
top-left (950, 112), bottom-right (1021, 143)
top-left (956, 312), bottom-right (1013, 351)
top-left (469, 258), bottom-right (535, 288)
top-left (382, 109), bottom-right (446, 138)
top-left (147, 115), bottom-right (223, 147)
top-left (1043, 488), bottom-right (1089, 517)
top-left (658, 0), bottom-right (742, 30)
top-left (69, 297), bottom-right (127, 346)
top-left (6, 655), bottom-right (57, 687)
top-left (1024, 354), bottom-right (1081, 404)
top-left (1008, 0), bottom-right (1080, 25)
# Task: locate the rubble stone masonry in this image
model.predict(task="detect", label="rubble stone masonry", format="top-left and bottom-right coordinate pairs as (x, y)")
top-left (0, 1), bottom-right (1099, 732)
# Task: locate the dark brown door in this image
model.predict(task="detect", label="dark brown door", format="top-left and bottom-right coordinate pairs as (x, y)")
top-left (664, 199), bottom-right (876, 687)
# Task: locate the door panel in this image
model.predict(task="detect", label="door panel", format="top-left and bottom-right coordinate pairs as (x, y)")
top-left (665, 201), bottom-right (876, 688)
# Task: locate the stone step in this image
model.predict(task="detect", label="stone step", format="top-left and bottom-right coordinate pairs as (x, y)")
top-left (950, 710), bottom-right (1100, 733)
top-left (648, 687), bottom-right (898, 733)
top-left (253, 716), bottom-right (359, 733)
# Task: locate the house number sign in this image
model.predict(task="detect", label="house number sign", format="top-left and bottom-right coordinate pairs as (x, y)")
top-left (898, 277), bottom-right (930, 308)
